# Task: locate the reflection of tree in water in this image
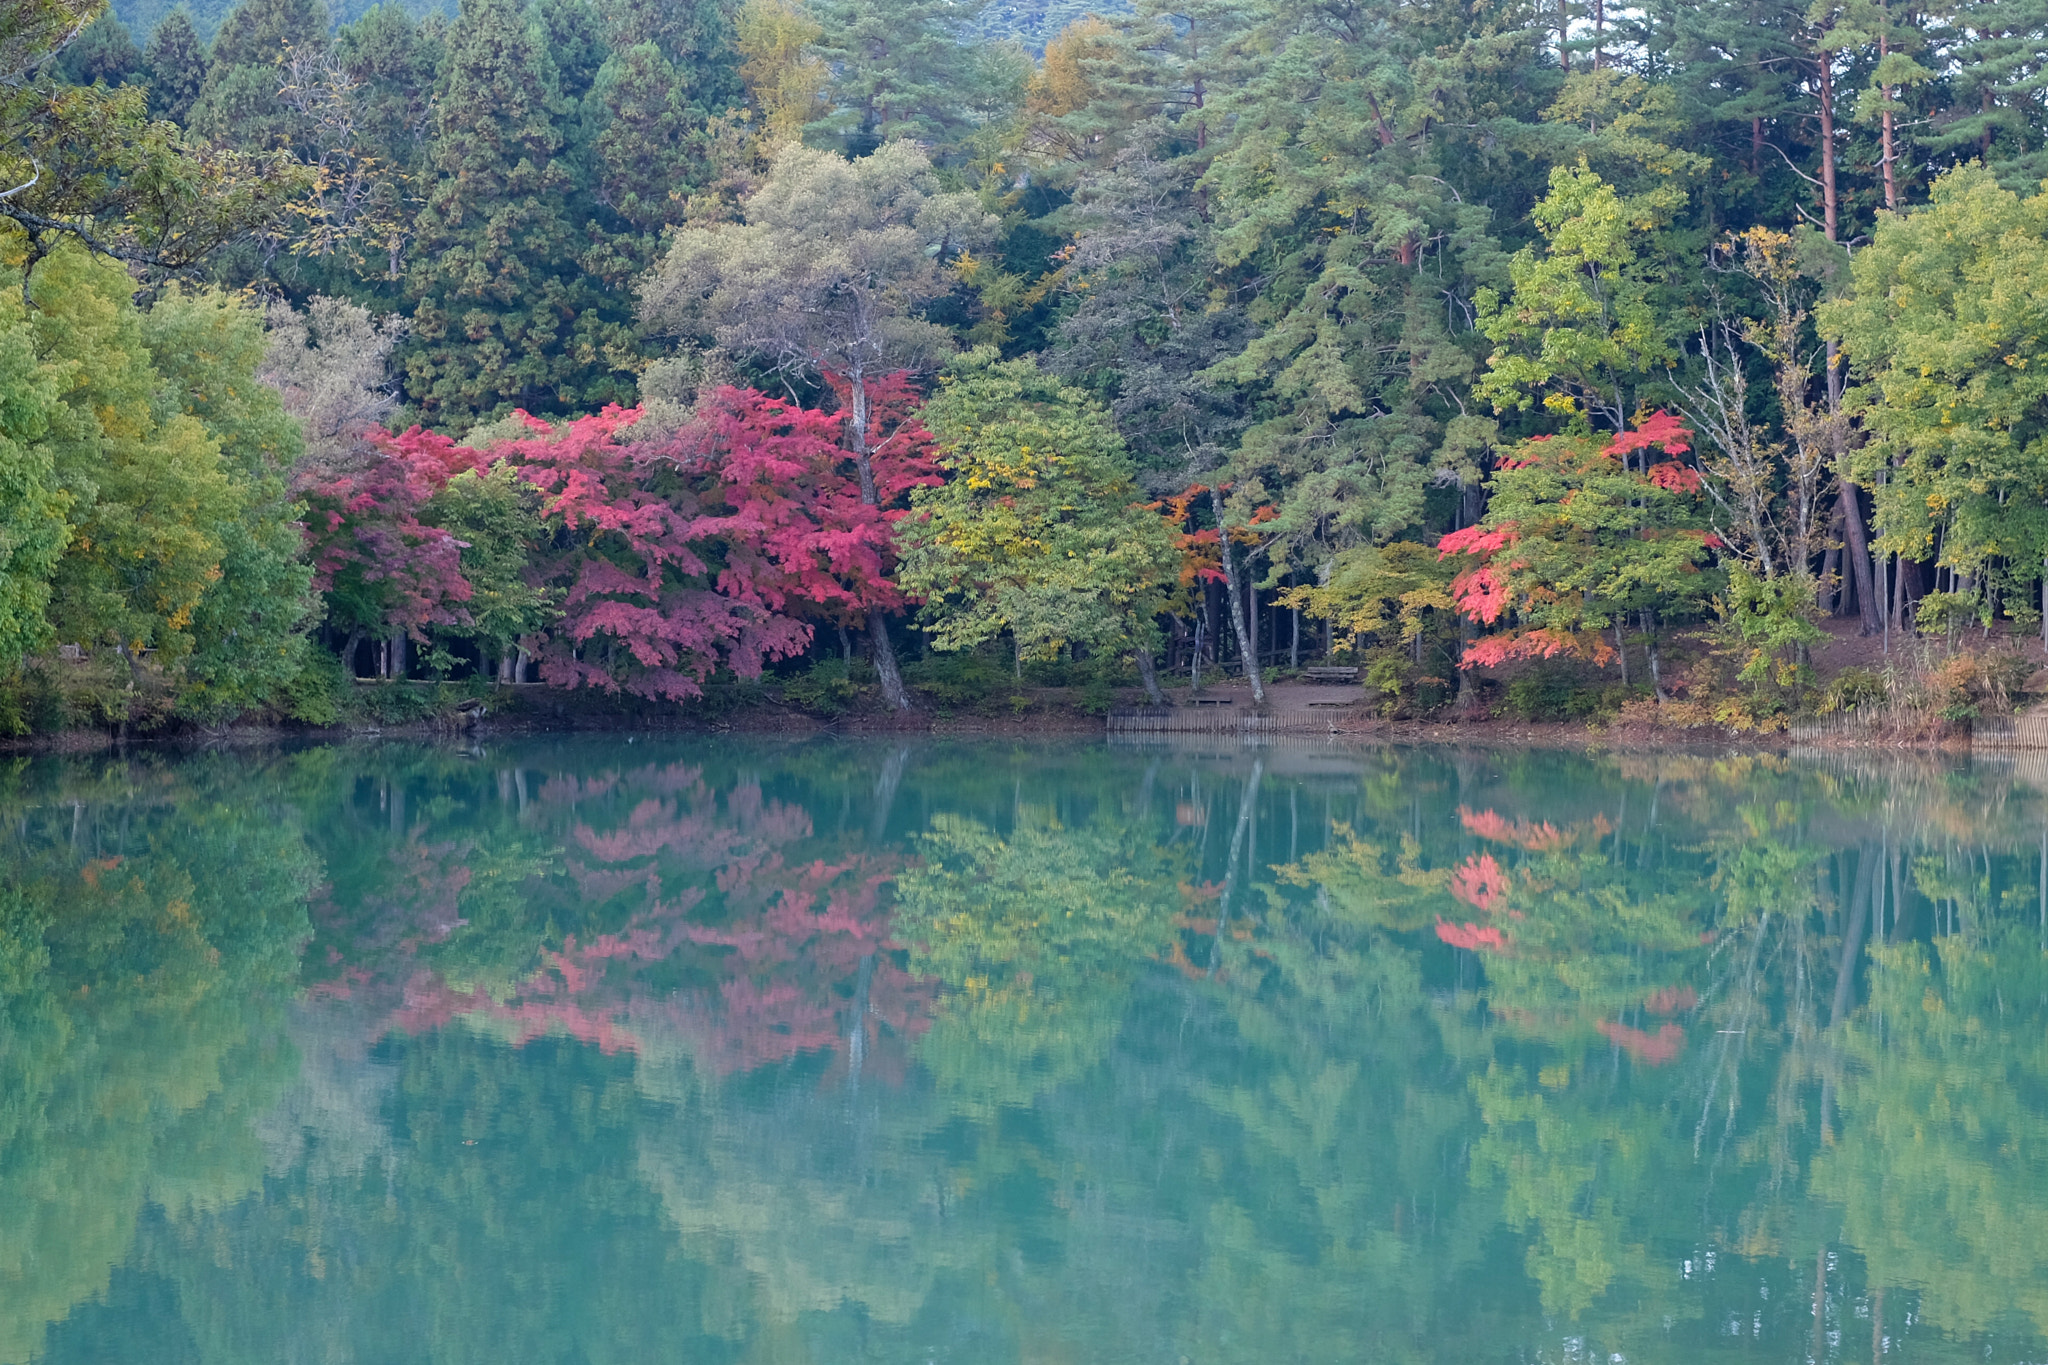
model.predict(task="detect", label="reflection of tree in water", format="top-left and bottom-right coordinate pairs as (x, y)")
top-left (15, 743), bottom-right (2048, 1363)
top-left (0, 756), bottom-right (316, 1364)
top-left (300, 747), bottom-right (932, 1083)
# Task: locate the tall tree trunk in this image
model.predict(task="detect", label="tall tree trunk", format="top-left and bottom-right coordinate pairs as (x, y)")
top-left (1209, 758), bottom-right (1263, 977)
top-left (1879, 36), bottom-right (1899, 211)
top-left (1818, 54), bottom-right (1839, 243)
top-left (1210, 488), bottom-right (1265, 704)
top-left (1839, 481), bottom-right (1881, 635)
top-left (870, 614), bottom-right (910, 711)
top-left (1134, 637), bottom-right (1165, 704)
top-left (1646, 612), bottom-right (1667, 701)
top-left (842, 363), bottom-right (911, 710)
top-left (1818, 50), bottom-right (1882, 636)
top-left (868, 745), bottom-right (910, 843)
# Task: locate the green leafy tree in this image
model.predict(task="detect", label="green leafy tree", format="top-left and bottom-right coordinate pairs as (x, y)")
top-left (2, 0), bottom-right (106, 82)
top-left (139, 285), bottom-right (316, 717)
top-left (1821, 166), bottom-right (2048, 623)
top-left (0, 290), bottom-right (69, 675)
top-left (421, 460), bottom-right (560, 674)
top-left (2, 78), bottom-right (310, 289)
top-left (26, 242), bottom-right (241, 672)
top-left (1440, 413), bottom-right (1720, 680)
top-left (1476, 164), bottom-right (1683, 433)
top-left (897, 350), bottom-right (1181, 688)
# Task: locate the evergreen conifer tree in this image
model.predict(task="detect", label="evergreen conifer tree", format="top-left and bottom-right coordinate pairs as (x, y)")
top-left (529, 0), bottom-right (605, 100)
top-left (54, 13), bottom-right (143, 85)
top-left (141, 8), bottom-right (207, 122)
top-left (186, 0), bottom-right (328, 148)
top-left (811, 0), bottom-right (983, 147)
top-left (591, 41), bottom-right (699, 232)
top-left (333, 3), bottom-right (445, 175)
top-left (402, 0), bottom-right (635, 423)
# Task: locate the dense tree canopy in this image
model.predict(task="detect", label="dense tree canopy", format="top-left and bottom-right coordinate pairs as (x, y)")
top-left (7, 0), bottom-right (2048, 727)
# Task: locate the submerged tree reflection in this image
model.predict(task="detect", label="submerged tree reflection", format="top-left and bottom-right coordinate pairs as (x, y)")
top-left (9, 743), bottom-right (2048, 1362)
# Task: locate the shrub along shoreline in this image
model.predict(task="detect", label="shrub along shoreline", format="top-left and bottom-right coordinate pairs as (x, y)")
top-left (8, 622), bottom-right (2036, 751)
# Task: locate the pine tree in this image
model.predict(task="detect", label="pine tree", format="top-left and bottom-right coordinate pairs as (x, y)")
top-left (141, 7), bottom-right (207, 122)
top-left (402, 0), bottom-right (635, 423)
top-left (597, 0), bottom-right (737, 94)
top-left (1925, 0), bottom-right (2048, 185)
top-left (810, 0), bottom-right (984, 147)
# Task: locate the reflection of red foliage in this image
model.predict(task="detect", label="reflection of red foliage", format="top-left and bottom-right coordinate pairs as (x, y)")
top-left (1450, 854), bottom-right (1509, 912)
top-left (309, 759), bottom-right (938, 1081)
top-left (1597, 1020), bottom-right (1686, 1065)
top-left (1435, 919), bottom-right (1506, 951)
top-left (1459, 806), bottom-right (1574, 852)
top-left (1644, 985), bottom-right (1697, 1015)
top-left (79, 855), bottom-right (123, 888)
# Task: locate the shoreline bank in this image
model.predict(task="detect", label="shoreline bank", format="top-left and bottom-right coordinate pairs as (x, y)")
top-left (0, 689), bottom-right (1988, 756)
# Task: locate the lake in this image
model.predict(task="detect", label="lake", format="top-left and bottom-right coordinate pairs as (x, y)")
top-left (3, 736), bottom-right (2045, 1364)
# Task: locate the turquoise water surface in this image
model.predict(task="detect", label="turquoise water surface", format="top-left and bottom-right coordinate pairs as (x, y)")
top-left (4, 737), bottom-right (2046, 1363)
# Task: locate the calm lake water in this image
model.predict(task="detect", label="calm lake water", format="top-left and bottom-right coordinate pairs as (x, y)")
top-left (4, 737), bottom-right (2047, 1364)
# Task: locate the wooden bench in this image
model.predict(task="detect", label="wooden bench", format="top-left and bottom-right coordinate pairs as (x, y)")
top-left (1188, 696), bottom-right (1237, 706)
top-left (1301, 666), bottom-right (1359, 683)
top-left (1304, 699), bottom-right (1354, 708)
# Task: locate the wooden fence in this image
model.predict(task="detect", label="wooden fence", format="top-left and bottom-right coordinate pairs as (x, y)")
top-left (1788, 704), bottom-right (2048, 750)
top-left (1969, 707), bottom-right (2048, 750)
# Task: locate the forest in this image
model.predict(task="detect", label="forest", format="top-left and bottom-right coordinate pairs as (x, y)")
top-left (5, 0), bottom-right (2048, 733)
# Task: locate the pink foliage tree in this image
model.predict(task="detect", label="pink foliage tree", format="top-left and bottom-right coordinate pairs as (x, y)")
top-left (301, 426), bottom-right (489, 670)
top-left (493, 385), bottom-right (933, 702)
